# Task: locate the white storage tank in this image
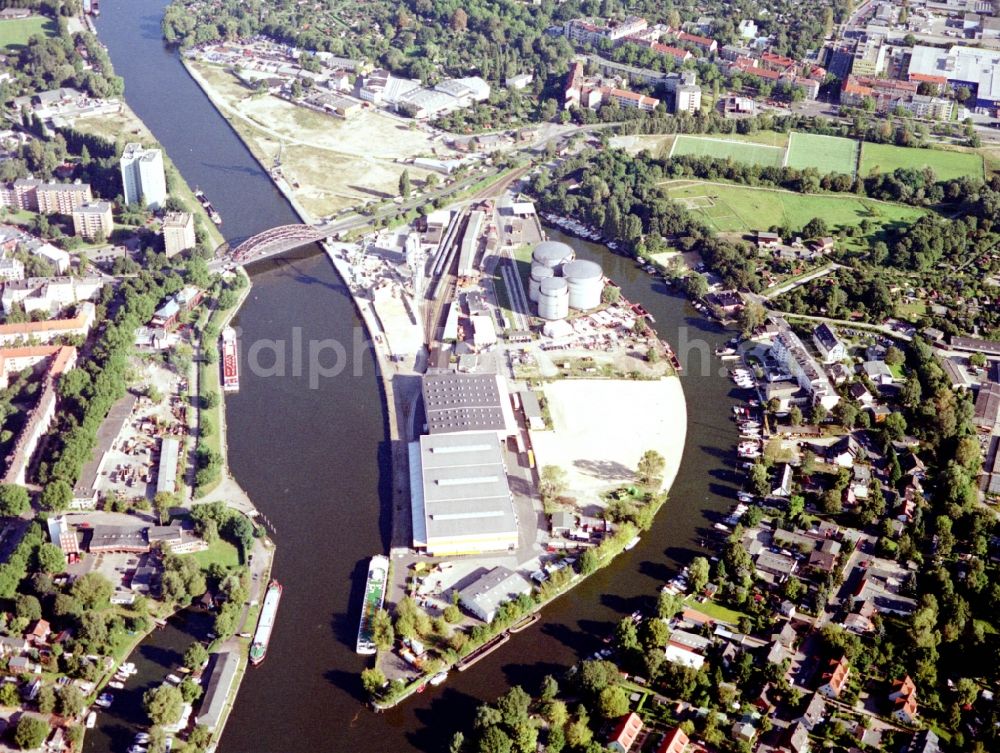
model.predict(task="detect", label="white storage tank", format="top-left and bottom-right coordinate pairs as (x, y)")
top-left (562, 259), bottom-right (604, 311)
top-left (537, 277), bottom-right (569, 321)
top-left (528, 263), bottom-right (554, 302)
top-left (531, 240), bottom-right (575, 269)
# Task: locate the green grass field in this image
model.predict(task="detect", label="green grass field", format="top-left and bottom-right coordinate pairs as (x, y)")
top-left (860, 142), bottom-right (984, 181)
top-left (665, 180), bottom-right (926, 239)
top-left (0, 16), bottom-right (56, 50)
top-left (670, 134), bottom-right (785, 167)
top-left (786, 132), bottom-right (859, 175)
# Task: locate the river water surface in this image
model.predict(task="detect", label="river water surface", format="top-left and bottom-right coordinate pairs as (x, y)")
top-left (89, 3), bottom-right (745, 751)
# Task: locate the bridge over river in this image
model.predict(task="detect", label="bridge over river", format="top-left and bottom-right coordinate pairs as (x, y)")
top-left (212, 221), bottom-right (345, 268)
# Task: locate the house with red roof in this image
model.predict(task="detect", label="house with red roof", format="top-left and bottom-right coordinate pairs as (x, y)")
top-left (608, 712), bottom-right (643, 753)
top-left (890, 676), bottom-right (918, 725)
top-left (656, 727), bottom-right (689, 753)
top-left (818, 656), bottom-right (850, 699)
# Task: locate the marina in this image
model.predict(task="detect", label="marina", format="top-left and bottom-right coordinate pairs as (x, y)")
top-left (356, 555), bottom-right (389, 655)
top-left (249, 580), bottom-right (282, 666)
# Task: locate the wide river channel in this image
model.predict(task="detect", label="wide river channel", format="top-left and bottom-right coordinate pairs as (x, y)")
top-left (88, 2), bottom-right (746, 751)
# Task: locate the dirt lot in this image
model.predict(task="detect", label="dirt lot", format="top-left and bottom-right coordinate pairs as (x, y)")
top-left (529, 377), bottom-right (687, 511)
top-left (188, 62), bottom-right (457, 217)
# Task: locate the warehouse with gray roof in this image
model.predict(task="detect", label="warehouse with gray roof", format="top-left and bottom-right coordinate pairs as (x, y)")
top-left (421, 372), bottom-right (516, 437)
top-left (409, 431), bottom-right (518, 556)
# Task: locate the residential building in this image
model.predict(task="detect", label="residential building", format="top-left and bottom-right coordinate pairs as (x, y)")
top-left (457, 566), bottom-right (532, 622)
top-left (675, 83), bottom-right (702, 113)
top-left (818, 656), bottom-right (851, 699)
top-left (799, 693), bottom-right (827, 730)
top-left (812, 323), bottom-right (846, 363)
top-left (840, 75), bottom-right (920, 114)
top-left (162, 211), bottom-right (196, 256)
top-left (607, 713), bottom-right (643, 753)
top-left (0, 302), bottom-right (96, 347)
top-left (852, 36), bottom-right (886, 76)
top-left (890, 676), bottom-right (919, 725)
top-left (1, 276), bottom-right (103, 316)
top-left (0, 258), bottom-right (23, 282)
top-left (770, 319), bottom-right (840, 409)
top-left (4, 179), bottom-right (93, 214)
top-left (564, 16), bottom-right (648, 45)
top-left (120, 143), bottom-right (167, 209)
top-left (71, 201), bottom-right (113, 240)
top-left (656, 728), bottom-right (688, 753)
top-left (786, 723), bottom-right (811, 753)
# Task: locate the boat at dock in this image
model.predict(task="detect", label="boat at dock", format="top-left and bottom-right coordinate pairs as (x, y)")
top-left (356, 555), bottom-right (389, 655)
top-left (249, 580), bottom-right (282, 666)
top-left (221, 326), bottom-right (239, 393)
top-left (194, 189), bottom-right (222, 225)
top-left (508, 613), bottom-right (540, 634)
top-left (455, 631), bottom-right (510, 672)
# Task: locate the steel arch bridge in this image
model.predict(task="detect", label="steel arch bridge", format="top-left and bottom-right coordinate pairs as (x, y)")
top-left (228, 224), bottom-right (329, 264)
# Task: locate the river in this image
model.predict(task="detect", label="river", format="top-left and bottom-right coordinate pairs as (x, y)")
top-left (89, 3), bottom-right (744, 752)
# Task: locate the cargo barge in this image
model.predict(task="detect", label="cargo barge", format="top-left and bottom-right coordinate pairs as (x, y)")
top-left (249, 580), bottom-right (282, 666)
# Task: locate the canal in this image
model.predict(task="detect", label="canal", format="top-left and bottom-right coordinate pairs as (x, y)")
top-left (90, 3), bottom-right (745, 751)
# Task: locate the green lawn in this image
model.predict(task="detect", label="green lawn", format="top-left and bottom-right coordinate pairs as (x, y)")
top-left (670, 134), bottom-right (785, 167)
top-left (683, 596), bottom-right (746, 624)
top-left (191, 539), bottom-right (240, 571)
top-left (0, 15), bottom-right (56, 50)
top-left (786, 132), bottom-right (858, 175)
top-left (664, 180), bottom-right (926, 240)
top-left (860, 142), bottom-right (984, 181)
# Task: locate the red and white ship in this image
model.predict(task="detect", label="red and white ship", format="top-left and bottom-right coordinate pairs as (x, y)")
top-left (221, 326), bottom-right (239, 392)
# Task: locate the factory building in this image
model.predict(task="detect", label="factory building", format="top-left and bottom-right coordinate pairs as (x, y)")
top-left (421, 372), bottom-right (516, 437)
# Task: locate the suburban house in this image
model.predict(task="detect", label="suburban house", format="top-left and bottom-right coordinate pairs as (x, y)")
top-left (812, 323), bottom-right (846, 363)
top-left (818, 656), bottom-right (851, 699)
top-left (890, 676), bottom-right (919, 725)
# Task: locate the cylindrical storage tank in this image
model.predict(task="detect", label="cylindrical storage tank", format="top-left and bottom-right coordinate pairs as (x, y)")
top-left (528, 263), bottom-right (554, 302)
top-left (537, 277), bottom-right (569, 321)
top-left (563, 259), bottom-right (604, 311)
top-left (531, 240), bottom-right (575, 269)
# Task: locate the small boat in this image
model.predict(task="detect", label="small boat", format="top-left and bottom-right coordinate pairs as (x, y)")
top-left (714, 523), bottom-right (731, 533)
top-left (108, 681), bottom-right (124, 690)
top-left (165, 674), bottom-right (181, 685)
top-left (416, 684), bottom-right (427, 694)
top-left (429, 672), bottom-right (448, 687)
top-left (624, 536), bottom-right (640, 551)
top-left (85, 712), bottom-right (96, 729)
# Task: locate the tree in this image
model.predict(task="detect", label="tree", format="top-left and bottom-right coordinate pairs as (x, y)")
top-left (15, 594), bottom-right (41, 622)
top-left (399, 169), bottom-right (411, 198)
top-left (539, 466), bottom-right (567, 501)
top-left (183, 642), bottom-right (209, 672)
top-left (37, 685), bottom-right (56, 713)
top-left (361, 667), bottom-right (386, 696)
top-left (70, 572), bottom-right (113, 610)
top-left (749, 463), bottom-right (770, 497)
top-left (789, 406), bottom-right (803, 426)
top-left (372, 609), bottom-right (394, 650)
top-left (36, 543), bottom-right (66, 574)
top-left (57, 685), bottom-right (85, 717)
top-left (14, 716), bottom-right (48, 750)
top-left (450, 8), bottom-right (468, 31)
top-left (657, 590), bottom-right (683, 620)
top-left (885, 346), bottom-right (905, 368)
top-left (39, 480), bottom-right (72, 512)
top-left (579, 547), bottom-right (599, 575)
top-left (689, 556), bottom-right (710, 595)
top-left (144, 683), bottom-right (184, 726)
top-left (0, 683), bottom-right (17, 707)
top-left (636, 450), bottom-right (666, 487)
top-left (598, 685), bottom-right (629, 719)
top-left (0, 484), bottom-right (29, 516)
top-left (477, 725), bottom-right (512, 753)
top-left (737, 300), bottom-right (765, 336)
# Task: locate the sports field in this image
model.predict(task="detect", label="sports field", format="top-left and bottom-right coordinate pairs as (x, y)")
top-left (0, 16), bottom-right (56, 50)
top-left (670, 134), bottom-right (785, 168)
top-left (785, 132), bottom-right (859, 175)
top-left (860, 142), bottom-right (984, 181)
top-left (665, 180), bottom-right (926, 238)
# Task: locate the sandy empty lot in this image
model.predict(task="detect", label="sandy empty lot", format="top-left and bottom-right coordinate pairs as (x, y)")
top-left (189, 62), bottom-right (453, 215)
top-left (530, 378), bottom-right (687, 510)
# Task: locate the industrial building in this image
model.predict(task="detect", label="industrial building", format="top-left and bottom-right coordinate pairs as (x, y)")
top-left (907, 44), bottom-right (1000, 108)
top-left (457, 211), bottom-right (485, 277)
top-left (421, 372), bottom-right (516, 437)
top-left (157, 437), bottom-right (180, 495)
top-left (120, 143), bottom-right (167, 210)
top-left (457, 566), bottom-right (532, 622)
top-left (409, 432), bottom-right (519, 556)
